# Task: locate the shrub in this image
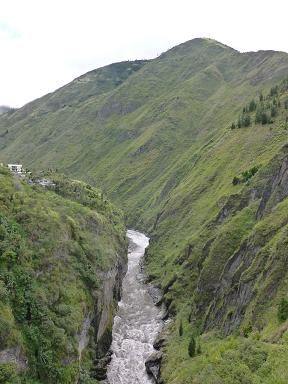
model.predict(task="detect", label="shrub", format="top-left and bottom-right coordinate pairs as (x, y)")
top-left (271, 105), bottom-right (277, 118)
top-left (196, 342), bottom-right (202, 355)
top-left (232, 176), bottom-right (241, 185)
top-left (0, 363), bottom-right (16, 383)
top-left (179, 320), bottom-right (183, 336)
top-left (278, 298), bottom-right (288, 322)
top-left (259, 93), bottom-right (264, 102)
top-left (188, 335), bottom-right (196, 357)
top-left (242, 114), bottom-right (251, 127)
top-left (0, 281), bottom-right (8, 303)
top-left (249, 99), bottom-right (257, 112)
top-left (241, 166), bottom-right (259, 183)
top-left (255, 109), bottom-right (270, 125)
top-left (270, 86), bottom-right (278, 97)
top-left (0, 318), bottom-right (11, 346)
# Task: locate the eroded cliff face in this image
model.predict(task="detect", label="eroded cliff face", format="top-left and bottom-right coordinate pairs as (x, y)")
top-left (196, 144), bottom-right (288, 334)
top-left (147, 144), bottom-right (288, 341)
top-left (92, 260), bottom-right (127, 381)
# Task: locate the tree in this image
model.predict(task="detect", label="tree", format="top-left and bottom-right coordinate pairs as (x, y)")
top-left (284, 99), bottom-right (288, 110)
top-left (255, 109), bottom-right (263, 124)
top-left (261, 112), bottom-right (269, 125)
top-left (242, 114), bottom-right (251, 127)
top-left (249, 99), bottom-right (257, 112)
top-left (188, 335), bottom-right (196, 357)
top-left (256, 109), bottom-right (269, 125)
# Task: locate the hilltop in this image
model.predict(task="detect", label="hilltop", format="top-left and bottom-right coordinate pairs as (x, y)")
top-left (1, 38), bottom-right (288, 382)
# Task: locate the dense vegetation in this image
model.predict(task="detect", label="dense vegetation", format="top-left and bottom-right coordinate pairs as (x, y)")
top-left (0, 167), bottom-right (126, 383)
top-left (1, 38), bottom-right (288, 383)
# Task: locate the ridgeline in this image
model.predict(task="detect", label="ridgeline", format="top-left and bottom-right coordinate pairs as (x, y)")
top-left (1, 38), bottom-right (288, 383)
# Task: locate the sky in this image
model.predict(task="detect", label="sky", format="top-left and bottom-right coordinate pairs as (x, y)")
top-left (1, 0), bottom-right (288, 107)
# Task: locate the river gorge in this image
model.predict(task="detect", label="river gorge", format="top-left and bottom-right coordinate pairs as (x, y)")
top-left (107, 230), bottom-right (164, 384)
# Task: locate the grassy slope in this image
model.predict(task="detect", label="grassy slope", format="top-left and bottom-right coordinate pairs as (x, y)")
top-left (1, 38), bottom-right (288, 383)
top-left (0, 168), bottom-right (126, 383)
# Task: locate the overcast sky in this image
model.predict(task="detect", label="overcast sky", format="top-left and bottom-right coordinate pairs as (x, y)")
top-left (1, 0), bottom-right (288, 107)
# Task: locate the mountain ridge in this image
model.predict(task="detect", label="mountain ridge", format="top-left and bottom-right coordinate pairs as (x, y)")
top-left (1, 38), bottom-right (288, 383)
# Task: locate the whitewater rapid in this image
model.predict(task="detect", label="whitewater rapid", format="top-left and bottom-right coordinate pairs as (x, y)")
top-left (107, 230), bottom-right (164, 384)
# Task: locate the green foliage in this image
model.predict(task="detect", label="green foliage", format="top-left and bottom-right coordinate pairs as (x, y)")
top-left (0, 172), bottom-right (126, 383)
top-left (241, 166), bottom-right (259, 182)
top-left (188, 335), bottom-right (196, 357)
top-left (277, 298), bottom-right (288, 322)
top-left (232, 165), bottom-right (260, 185)
top-left (232, 176), bottom-right (241, 185)
top-left (179, 320), bottom-right (183, 336)
top-left (0, 364), bottom-right (17, 383)
top-left (255, 108), bottom-right (270, 125)
top-left (1, 39), bottom-right (288, 384)
top-left (0, 317), bottom-right (11, 346)
top-left (270, 85), bottom-right (279, 97)
top-left (237, 114), bottom-right (251, 128)
top-left (231, 78), bottom-right (288, 129)
top-left (248, 99), bottom-right (257, 112)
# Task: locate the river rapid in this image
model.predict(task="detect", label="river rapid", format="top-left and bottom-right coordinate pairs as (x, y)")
top-left (107, 230), bottom-right (164, 384)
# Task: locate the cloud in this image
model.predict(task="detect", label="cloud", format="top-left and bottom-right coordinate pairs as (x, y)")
top-left (0, 0), bottom-right (288, 107)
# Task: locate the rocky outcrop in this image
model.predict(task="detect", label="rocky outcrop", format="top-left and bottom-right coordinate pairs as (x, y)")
top-left (92, 259), bottom-right (127, 380)
top-left (78, 313), bottom-right (92, 361)
top-left (199, 145), bottom-right (288, 334)
top-left (0, 347), bottom-right (27, 371)
top-left (145, 351), bottom-right (163, 383)
top-left (257, 144), bottom-right (288, 219)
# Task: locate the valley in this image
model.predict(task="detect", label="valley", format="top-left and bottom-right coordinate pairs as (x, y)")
top-left (1, 38), bottom-right (288, 383)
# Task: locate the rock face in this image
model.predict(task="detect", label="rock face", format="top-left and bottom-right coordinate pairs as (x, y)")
top-left (0, 347), bottom-right (27, 371)
top-left (145, 351), bottom-right (163, 383)
top-left (92, 260), bottom-right (127, 380)
top-left (198, 145), bottom-right (288, 334)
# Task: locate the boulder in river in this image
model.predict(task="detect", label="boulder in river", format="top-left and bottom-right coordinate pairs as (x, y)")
top-left (145, 351), bottom-right (163, 383)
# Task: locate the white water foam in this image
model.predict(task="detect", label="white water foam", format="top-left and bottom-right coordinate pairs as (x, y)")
top-left (107, 230), bottom-right (163, 384)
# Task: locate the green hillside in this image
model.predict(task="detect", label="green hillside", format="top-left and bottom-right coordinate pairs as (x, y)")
top-left (1, 38), bottom-right (288, 383)
top-left (0, 167), bottom-right (126, 383)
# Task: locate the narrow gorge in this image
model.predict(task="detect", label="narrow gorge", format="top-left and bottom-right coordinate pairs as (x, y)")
top-left (107, 230), bottom-right (164, 384)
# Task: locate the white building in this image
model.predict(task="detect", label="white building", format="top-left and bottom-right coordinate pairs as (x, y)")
top-left (8, 164), bottom-right (23, 173)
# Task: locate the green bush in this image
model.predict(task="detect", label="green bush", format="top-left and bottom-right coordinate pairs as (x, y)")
top-left (232, 176), bottom-right (241, 185)
top-left (0, 318), bottom-right (11, 346)
top-left (0, 364), bottom-right (16, 383)
top-left (0, 281), bottom-right (8, 302)
top-left (179, 320), bottom-right (183, 336)
top-left (241, 166), bottom-right (259, 183)
top-left (188, 335), bottom-right (196, 357)
top-left (249, 99), bottom-right (257, 112)
top-left (278, 298), bottom-right (288, 322)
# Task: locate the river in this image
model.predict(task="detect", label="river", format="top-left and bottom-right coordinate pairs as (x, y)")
top-left (107, 230), bottom-right (164, 384)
